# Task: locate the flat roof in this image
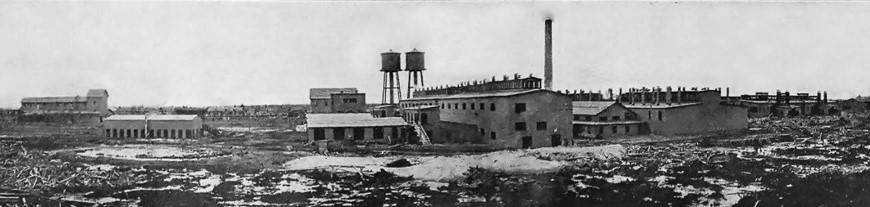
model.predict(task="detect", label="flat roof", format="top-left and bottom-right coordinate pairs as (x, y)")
top-left (403, 89), bottom-right (553, 101)
top-left (572, 121), bottom-right (645, 126)
top-left (624, 102), bottom-right (701, 109)
top-left (310, 88), bottom-right (358, 99)
top-left (306, 113), bottom-right (407, 128)
top-left (22, 96), bottom-right (87, 103)
top-left (105, 115), bottom-right (199, 121)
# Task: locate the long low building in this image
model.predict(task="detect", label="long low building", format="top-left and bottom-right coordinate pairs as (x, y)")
top-left (102, 115), bottom-right (203, 139)
top-left (306, 113), bottom-right (408, 143)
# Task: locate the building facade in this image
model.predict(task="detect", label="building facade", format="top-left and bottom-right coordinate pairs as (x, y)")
top-left (726, 91), bottom-right (836, 118)
top-left (19, 89), bottom-right (109, 124)
top-left (572, 101), bottom-right (646, 139)
top-left (102, 115), bottom-right (203, 139)
top-left (401, 76), bottom-right (572, 149)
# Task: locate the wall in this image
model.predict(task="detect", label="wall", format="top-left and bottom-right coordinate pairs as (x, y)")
top-left (102, 117), bottom-right (203, 138)
top-left (310, 99), bottom-right (331, 113)
top-left (307, 126), bottom-right (403, 144)
top-left (629, 91), bottom-right (747, 135)
top-left (330, 93), bottom-right (366, 113)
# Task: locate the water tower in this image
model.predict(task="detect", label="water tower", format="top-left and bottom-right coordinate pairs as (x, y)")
top-left (381, 50), bottom-right (402, 104)
top-left (405, 48), bottom-right (426, 98)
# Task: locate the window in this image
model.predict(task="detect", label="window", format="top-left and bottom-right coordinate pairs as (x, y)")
top-left (491, 132), bottom-right (497, 140)
top-left (612, 116), bottom-right (620, 121)
top-left (536, 122), bottom-right (547, 130)
top-left (373, 127), bottom-right (384, 139)
top-left (515, 122), bottom-right (527, 131)
top-left (480, 103), bottom-right (485, 110)
top-left (490, 103), bottom-right (496, 111)
top-left (471, 103), bottom-right (475, 110)
top-left (454, 103), bottom-right (459, 109)
top-left (648, 111), bottom-right (652, 119)
top-left (658, 111), bottom-right (663, 121)
top-left (447, 104), bottom-right (451, 109)
top-left (625, 125), bottom-right (630, 133)
top-left (462, 103), bottom-right (466, 110)
top-left (480, 128), bottom-right (485, 136)
top-left (612, 126), bottom-right (617, 133)
top-left (515, 103), bottom-right (527, 113)
top-left (342, 98), bottom-right (357, 103)
top-left (599, 117), bottom-right (608, 121)
top-left (441, 103), bottom-right (445, 109)
top-left (585, 116), bottom-right (592, 121)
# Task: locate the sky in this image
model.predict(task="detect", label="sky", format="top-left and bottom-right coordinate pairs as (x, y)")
top-left (1, 1), bottom-right (869, 107)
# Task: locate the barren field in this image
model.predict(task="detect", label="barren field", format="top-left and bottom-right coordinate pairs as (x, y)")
top-left (2, 113), bottom-right (870, 206)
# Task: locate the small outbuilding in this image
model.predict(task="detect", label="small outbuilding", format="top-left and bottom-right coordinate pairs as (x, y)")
top-left (306, 113), bottom-right (407, 144)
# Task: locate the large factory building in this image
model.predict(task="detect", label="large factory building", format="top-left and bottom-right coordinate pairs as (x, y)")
top-left (19, 89), bottom-right (109, 124)
top-left (102, 115), bottom-right (203, 139)
top-left (401, 76), bottom-right (573, 149)
top-left (306, 113), bottom-right (408, 144)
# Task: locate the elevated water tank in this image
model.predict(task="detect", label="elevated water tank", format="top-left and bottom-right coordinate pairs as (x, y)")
top-left (381, 50), bottom-right (401, 72)
top-left (405, 49), bottom-right (425, 71)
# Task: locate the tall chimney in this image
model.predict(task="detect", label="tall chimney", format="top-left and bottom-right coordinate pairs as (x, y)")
top-left (544, 18), bottom-right (553, 90)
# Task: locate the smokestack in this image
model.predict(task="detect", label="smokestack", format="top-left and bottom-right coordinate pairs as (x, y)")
top-left (544, 18), bottom-right (553, 90)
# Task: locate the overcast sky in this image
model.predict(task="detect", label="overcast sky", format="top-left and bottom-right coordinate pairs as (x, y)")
top-left (1, 1), bottom-right (868, 107)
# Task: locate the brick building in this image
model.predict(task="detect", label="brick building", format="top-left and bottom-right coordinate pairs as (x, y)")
top-left (19, 89), bottom-right (109, 124)
top-left (102, 115), bottom-right (202, 139)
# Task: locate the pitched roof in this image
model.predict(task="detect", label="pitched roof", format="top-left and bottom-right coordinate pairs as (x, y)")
top-left (572, 101), bottom-right (618, 115)
top-left (310, 88), bottom-right (358, 99)
top-left (87, 89), bottom-right (108, 97)
top-left (403, 89), bottom-right (555, 101)
top-left (105, 114), bottom-right (199, 121)
top-left (306, 113), bottom-right (407, 128)
top-left (21, 96), bottom-right (87, 103)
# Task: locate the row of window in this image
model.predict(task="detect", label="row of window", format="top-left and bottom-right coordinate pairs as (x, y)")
top-left (402, 102), bottom-right (531, 113)
top-left (647, 111), bottom-right (664, 121)
top-left (106, 128), bottom-right (197, 139)
top-left (514, 121), bottom-right (547, 131)
top-left (583, 125), bottom-right (632, 135)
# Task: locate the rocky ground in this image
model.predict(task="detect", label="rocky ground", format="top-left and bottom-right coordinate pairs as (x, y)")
top-left (1, 112), bottom-right (869, 206)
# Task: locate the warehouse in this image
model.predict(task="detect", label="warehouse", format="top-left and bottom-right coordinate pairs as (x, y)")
top-left (572, 101), bottom-right (646, 139)
top-left (102, 115), bottom-right (203, 139)
top-left (620, 87), bottom-right (747, 135)
top-left (19, 89), bottom-right (109, 124)
top-left (400, 76), bottom-right (573, 149)
top-left (306, 113), bottom-right (407, 144)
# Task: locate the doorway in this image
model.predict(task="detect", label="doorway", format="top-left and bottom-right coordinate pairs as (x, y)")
top-left (334, 128), bottom-right (345, 140)
top-left (522, 136), bottom-right (533, 149)
top-left (353, 128), bottom-right (365, 140)
top-left (550, 134), bottom-right (561, 147)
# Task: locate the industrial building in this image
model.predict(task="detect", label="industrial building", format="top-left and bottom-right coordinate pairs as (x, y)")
top-left (19, 89), bottom-right (109, 124)
top-left (401, 76), bottom-right (573, 149)
top-left (572, 101), bottom-right (645, 139)
top-left (0, 109), bottom-right (20, 123)
top-left (309, 88), bottom-right (366, 113)
top-left (102, 115), bottom-right (203, 139)
top-left (618, 87), bottom-right (748, 135)
top-left (306, 113), bottom-right (408, 144)
top-left (724, 91), bottom-right (837, 118)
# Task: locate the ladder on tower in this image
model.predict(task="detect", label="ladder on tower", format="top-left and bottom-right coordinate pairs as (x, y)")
top-left (412, 122), bottom-right (431, 145)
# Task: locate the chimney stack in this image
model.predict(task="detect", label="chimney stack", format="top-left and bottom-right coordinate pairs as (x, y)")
top-left (544, 18), bottom-right (553, 90)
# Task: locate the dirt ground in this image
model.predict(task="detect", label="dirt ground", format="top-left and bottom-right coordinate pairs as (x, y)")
top-left (2, 112), bottom-right (870, 206)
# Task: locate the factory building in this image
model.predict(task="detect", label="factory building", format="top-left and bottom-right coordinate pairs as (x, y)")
top-left (309, 88), bottom-right (366, 113)
top-left (572, 102), bottom-right (646, 139)
top-left (306, 113), bottom-right (408, 144)
top-left (400, 76), bottom-right (573, 149)
top-left (102, 115), bottom-right (203, 139)
top-left (726, 91), bottom-right (836, 118)
top-left (619, 87), bottom-right (748, 135)
top-left (19, 89), bottom-right (109, 124)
